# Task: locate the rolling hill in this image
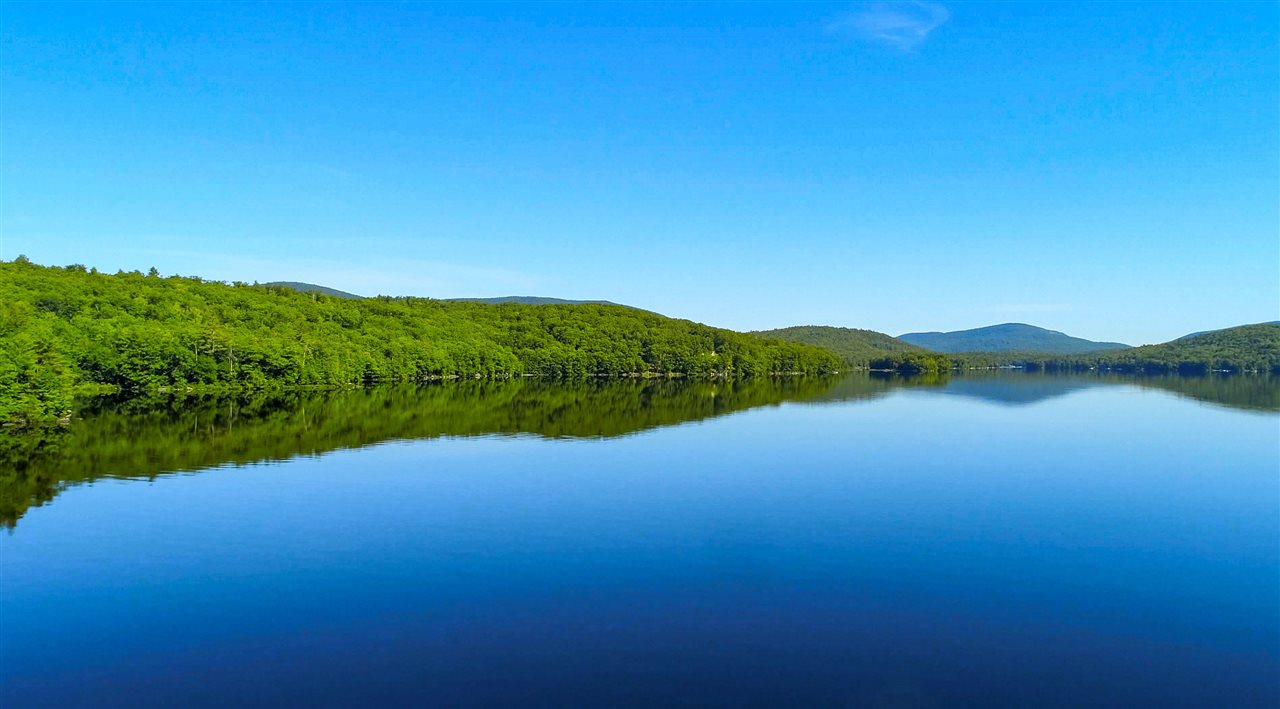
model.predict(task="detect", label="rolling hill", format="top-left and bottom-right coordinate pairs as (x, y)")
top-left (750, 326), bottom-right (936, 368)
top-left (1, 261), bottom-right (839, 425)
top-left (898, 323), bottom-right (1130, 354)
top-left (1100, 323), bottom-right (1280, 373)
top-left (1176, 321), bottom-right (1280, 341)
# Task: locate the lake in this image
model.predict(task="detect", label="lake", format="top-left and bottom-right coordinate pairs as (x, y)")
top-left (2, 373), bottom-right (1277, 708)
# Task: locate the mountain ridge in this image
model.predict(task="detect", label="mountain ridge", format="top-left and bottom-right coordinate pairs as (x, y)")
top-left (263, 281), bottom-right (363, 299)
top-left (443, 296), bottom-right (635, 308)
top-left (263, 282), bottom-right (635, 309)
top-left (898, 323), bottom-right (1130, 354)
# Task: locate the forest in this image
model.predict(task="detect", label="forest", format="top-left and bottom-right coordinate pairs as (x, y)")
top-left (950, 324), bottom-right (1280, 374)
top-left (0, 259), bottom-right (839, 425)
top-left (752, 325), bottom-right (961, 373)
top-left (759, 323), bottom-right (1280, 376)
top-left (4, 259), bottom-right (1276, 428)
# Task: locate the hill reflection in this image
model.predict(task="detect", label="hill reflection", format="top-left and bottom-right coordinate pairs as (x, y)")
top-left (2, 377), bottom-right (848, 528)
top-left (3, 373), bottom-right (1273, 528)
top-left (870, 371), bottom-right (1280, 412)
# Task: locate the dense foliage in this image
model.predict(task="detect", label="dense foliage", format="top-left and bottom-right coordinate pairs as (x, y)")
top-left (752, 325), bottom-right (951, 373)
top-left (0, 260), bottom-right (838, 424)
top-left (1097, 324), bottom-right (1280, 373)
top-left (952, 324), bottom-right (1280, 374)
top-left (761, 321), bottom-right (1278, 376)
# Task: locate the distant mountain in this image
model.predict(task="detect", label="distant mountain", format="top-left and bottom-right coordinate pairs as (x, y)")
top-left (898, 323), bottom-right (1130, 354)
top-left (264, 282), bottom-right (362, 299)
top-left (752, 325), bottom-right (928, 367)
top-left (262, 285), bottom-right (641, 310)
top-left (444, 296), bottom-right (626, 307)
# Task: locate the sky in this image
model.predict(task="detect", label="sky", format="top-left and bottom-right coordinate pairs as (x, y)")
top-left (1, 1), bottom-right (1277, 344)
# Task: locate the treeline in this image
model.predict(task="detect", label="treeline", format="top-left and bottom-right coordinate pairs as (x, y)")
top-left (751, 325), bottom-right (953, 373)
top-left (951, 324), bottom-right (1280, 374)
top-left (0, 259), bottom-right (839, 425)
top-left (869, 351), bottom-right (953, 374)
top-left (757, 322), bottom-right (1280, 376)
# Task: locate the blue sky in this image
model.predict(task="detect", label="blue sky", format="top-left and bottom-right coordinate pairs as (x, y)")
top-left (2, 1), bottom-right (1276, 344)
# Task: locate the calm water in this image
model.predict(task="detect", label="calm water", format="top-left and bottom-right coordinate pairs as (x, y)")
top-left (2, 374), bottom-right (1278, 708)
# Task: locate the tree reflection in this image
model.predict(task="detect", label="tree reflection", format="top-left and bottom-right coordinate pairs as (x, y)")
top-left (3, 372), bottom-right (1273, 529)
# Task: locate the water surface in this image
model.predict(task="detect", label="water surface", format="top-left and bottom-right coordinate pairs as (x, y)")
top-left (3, 374), bottom-right (1277, 707)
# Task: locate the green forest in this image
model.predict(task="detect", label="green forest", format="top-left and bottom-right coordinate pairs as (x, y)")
top-left (760, 323), bottom-right (1280, 376)
top-left (752, 325), bottom-right (964, 373)
top-left (4, 258), bottom-right (1277, 428)
top-left (0, 259), bottom-right (839, 425)
top-left (949, 324), bottom-right (1280, 374)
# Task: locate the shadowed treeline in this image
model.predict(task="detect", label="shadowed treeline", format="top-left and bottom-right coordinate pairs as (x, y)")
top-left (1, 376), bottom-right (853, 528)
top-left (3, 373), bottom-right (1274, 529)
top-left (800, 371), bottom-right (1279, 412)
top-left (886, 371), bottom-right (1280, 412)
top-left (1122, 373), bottom-right (1280, 412)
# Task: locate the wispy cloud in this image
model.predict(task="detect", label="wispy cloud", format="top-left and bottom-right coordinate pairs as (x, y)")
top-left (827, 1), bottom-right (950, 51)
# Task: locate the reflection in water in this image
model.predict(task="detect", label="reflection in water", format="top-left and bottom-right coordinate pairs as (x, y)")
top-left (1123, 372), bottom-right (1280, 412)
top-left (1, 377), bottom-right (844, 528)
top-left (895, 370), bottom-right (1280, 411)
top-left (5, 369), bottom-right (1276, 709)
top-left (2, 372), bottom-right (1275, 528)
